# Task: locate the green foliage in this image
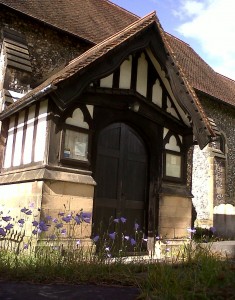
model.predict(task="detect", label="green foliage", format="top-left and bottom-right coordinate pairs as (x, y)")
top-left (193, 227), bottom-right (216, 242)
top-left (138, 242), bottom-right (235, 299)
top-left (1, 207), bottom-right (235, 299)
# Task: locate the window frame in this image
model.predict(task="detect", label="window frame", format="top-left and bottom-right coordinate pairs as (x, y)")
top-left (60, 123), bottom-right (91, 169)
top-left (163, 149), bottom-right (184, 182)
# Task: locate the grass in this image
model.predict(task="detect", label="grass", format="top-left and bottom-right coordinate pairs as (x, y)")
top-left (138, 244), bottom-right (235, 299)
top-left (0, 243), bottom-right (235, 299)
top-left (1, 208), bottom-right (235, 299)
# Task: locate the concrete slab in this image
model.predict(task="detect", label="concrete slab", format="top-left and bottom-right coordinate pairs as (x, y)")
top-left (201, 241), bottom-right (235, 258)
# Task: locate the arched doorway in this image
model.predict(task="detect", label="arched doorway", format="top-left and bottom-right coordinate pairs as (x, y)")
top-left (93, 123), bottom-right (148, 236)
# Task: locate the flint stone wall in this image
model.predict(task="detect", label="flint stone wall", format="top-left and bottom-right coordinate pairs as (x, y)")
top-left (0, 6), bottom-right (89, 87)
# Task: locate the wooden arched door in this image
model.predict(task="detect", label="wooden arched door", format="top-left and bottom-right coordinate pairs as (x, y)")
top-left (93, 123), bottom-right (148, 235)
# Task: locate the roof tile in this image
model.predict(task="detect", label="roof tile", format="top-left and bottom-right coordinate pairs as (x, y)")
top-left (166, 33), bottom-right (235, 106)
top-left (0, 0), bottom-right (138, 44)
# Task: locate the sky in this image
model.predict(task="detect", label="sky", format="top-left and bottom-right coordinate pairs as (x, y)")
top-left (111, 0), bottom-right (235, 80)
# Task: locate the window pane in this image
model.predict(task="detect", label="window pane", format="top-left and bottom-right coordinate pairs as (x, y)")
top-left (64, 129), bottom-right (88, 161)
top-left (166, 153), bottom-right (181, 178)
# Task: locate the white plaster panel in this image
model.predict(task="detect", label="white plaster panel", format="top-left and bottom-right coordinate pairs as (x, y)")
top-left (119, 56), bottom-right (132, 89)
top-left (146, 48), bottom-right (190, 126)
top-left (86, 105), bottom-right (94, 119)
top-left (166, 97), bottom-right (179, 119)
top-left (152, 79), bottom-right (162, 107)
top-left (13, 111), bottom-right (25, 166)
top-left (66, 108), bottom-right (89, 129)
top-left (100, 74), bottom-right (113, 88)
top-left (165, 135), bottom-right (180, 152)
top-left (136, 53), bottom-right (148, 97)
top-left (4, 116), bottom-right (15, 168)
top-left (23, 105), bottom-right (36, 164)
top-left (163, 128), bottom-right (169, 139)
top-left (34, 100), bottom-right (48, 162)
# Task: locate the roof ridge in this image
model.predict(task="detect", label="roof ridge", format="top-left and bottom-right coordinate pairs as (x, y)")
top-left (216, 72), bottom-right (235, 83)
top-left (166, 32), bottom-right (190, 46)
top-left (104, 0), bottom-right (140, 19)
top-left (166, 33), bottom-right (215, 72)
top-left (67, 11), bottom-right (156, 68)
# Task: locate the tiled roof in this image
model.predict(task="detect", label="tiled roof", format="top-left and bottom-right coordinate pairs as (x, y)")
top-left (0, 0), bottom-right (138, 44)
top-left (0, 12), bottom-right (214, 147)
top-left (166, 34), bottom-right (235, 107)
top-left (0, 12), bottom-right (157, 117)
top-left (2, 0), bottom-right (235, 107)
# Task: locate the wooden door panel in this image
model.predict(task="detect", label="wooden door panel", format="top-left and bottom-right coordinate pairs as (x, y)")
top-left (94, 123), bottom-right (148, 236)
top-left (124, 160), bottom-right (147, 201)
top-left (98, 125), bottom-right (121, 150)
top-left (95, 198), bottom-right (118, 208)
top-left (96, 155), bottom-right (119, 199)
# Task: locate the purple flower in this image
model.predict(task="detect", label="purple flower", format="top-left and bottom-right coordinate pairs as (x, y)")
top-left (18, 219), bottom-right (25, 225)
top-left (58, 212), bottom-right (65, 216)
top-left (81, 212), bottom-right (91, 223)
top-left (0, 228), bottom-right (6, 236)
top-left (130, 238), bottom-right (136, 246)
top-left (2, 216), bottom-right (12, 222)
top-left (124, 235), bottom-right (130, 241)
top-left (49, 234), bottom-right (56, 240)
top-left (46, 215), bottom-right (52, 221)
top-left (32, 220), bottom-right (38, 227)
top-left (32, 229), bottom-right (38, 235)
top-left (62, 215), bottom-right (72, 223)
top-left (52, 218), bottom-right (58, 223)
top-left (113, 218), bottom-right (119, 223)
top-left (29, 202), bottom-right (35, 208)
top-left (93, 235), bottom-right (99, 242)
top-left (21, 207), bottom-right (28, 213)
top-left (23, 243), bottom-right (28, 250)
top-left (55, 223), bottom-right (63, 229)
top-left (134, 223), bottom-right (139, 231)
top-left (109, 232), bottom-right (116, 240)
top-left (39, 221), bottom-right (48, 232)
top-left (74, 215), bottom-right (81, 225)
top-left (187, 228), bottom-right (196, 234)
top-left (5, 223), bottom-right (13, 231)
top-left (210, 227), bottom-right (216, 234)
top-left (120, 217), bottom-right (126, 223)
top-left (61, 228), bottom-right (66, 235)
top-left (25, 210), bottom-right (32, 215)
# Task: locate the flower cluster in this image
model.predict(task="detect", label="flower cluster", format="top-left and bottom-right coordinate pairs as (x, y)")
top-left (0, 206), bottom-right (92, 252)
top-left (191, 226), bottom-right (217, 242)
top-left (92, 217), bottom-right (148, 257)
top-left (0, 215), bottom-right (14, 237)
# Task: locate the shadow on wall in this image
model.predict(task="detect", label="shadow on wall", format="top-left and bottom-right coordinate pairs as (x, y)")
top-left (214, 204), bottom-right (235, 239)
